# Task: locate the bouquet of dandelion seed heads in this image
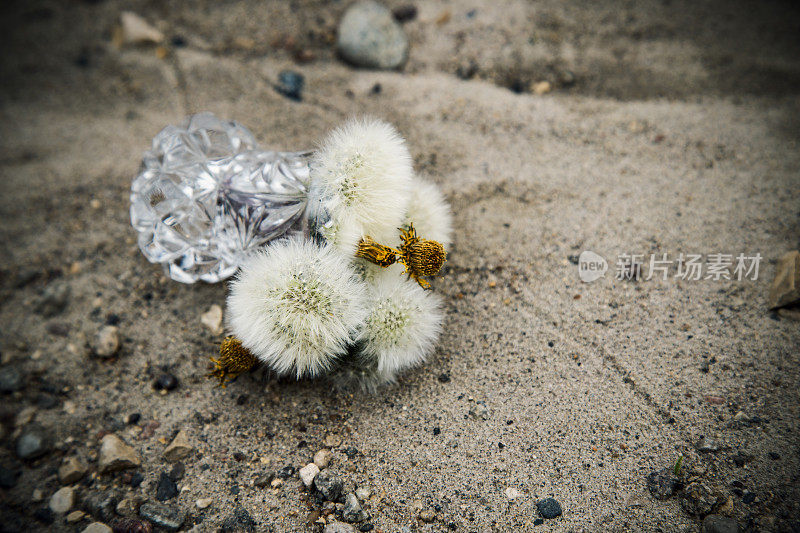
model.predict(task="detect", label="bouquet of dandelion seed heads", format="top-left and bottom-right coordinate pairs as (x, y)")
top-left (209, 118), bottom-right (453, 390)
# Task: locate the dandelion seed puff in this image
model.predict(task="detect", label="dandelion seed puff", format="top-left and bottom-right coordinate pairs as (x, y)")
top-left (404, 177), bottom-right (453, 247)
top-left (357, 275), bottom-right (443, 377)
top-left (309, 117), bottom-right (413, 253)
top-left (327, 349), bottom-right (396, 393)
top-left (226, 237), bottom-right (368, 379)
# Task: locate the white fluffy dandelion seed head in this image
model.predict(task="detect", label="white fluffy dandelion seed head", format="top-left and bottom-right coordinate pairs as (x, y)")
top-left (309, 117), bottom-right (413, 253)
top-left (404, 177), bottom-right (453, 247)
top-left (226, 237), bottom-right (368, 379)
top-left (357, 275), bottom-right (443, 377)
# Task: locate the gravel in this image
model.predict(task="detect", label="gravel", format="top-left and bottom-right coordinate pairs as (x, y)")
top-left (220, 506), bottom-right (256, 532)
top-left (646, 468), bottom-right (681, 500)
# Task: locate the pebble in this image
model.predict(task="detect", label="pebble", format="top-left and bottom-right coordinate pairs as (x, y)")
top-left (324, 435), bottom-right (342, 447)
top-left (49, 486), bottom-right (75, 514)
top-left (16, 425), bottom-right (51, 460)
top-left (92, 326), bottom-right (120, 357)
top-left (116, 497), bottom-right (140, 517)
top-left (505, 487), bottom-right (522, 500)
top-left (681, 482), bottom-right (718, 516)
top-left (0, 465), bottom-right (19, 488)
top-left (768, 250), bottom-right (800, 309)
top-left (392, 4), bottom-right (417, 22)
top-left (163, 430), bottom-right (193, 462)
top-left (220, 506), bottom-right (256, 532)
top-left (168, 462), bottom-right (185, 481)
top-left (154, 373), bottom-right (178, 391)
top-left (275, 70), bottom-right (304, 102)
top-left (418, 509), bottom-right (435, 522)
top-left (324, 523), bottom-right (358, 533)
top-left (59, 456), bottom-right (88, 484)
top-left (84, 491), bottom-right (118, 522)
top-left (646, 468), bottom-right (680, 500)
top-left (119, 11), bottom-right (164, 45)
top-left (342, 493), bottom-right (368, 522)
top-left (536, 497), bottom-right (563, 519)
top-left (314, 472), bottom-right (344, 502)
top-left (702, 514), bottom-right (739, 533)
top-left (300, 463), bottom-right (320, 487)
top-left (98, 434), bottom-right (141, 473)
top-left (139, 502), bottom-right (186, 531)
top-left (37, 281), bottom-right (71, 317)
top-left (314, 449), bottom-right (333, 469)
top-left (532, 81), bottom-right (552, 95)
top-left (697, 436), bottom-right (721, 453)
top-left (270, 478), bottom-right (283, 489)
top-left (355, 487), bottom-right (371, 501)
top-left (253, 474), bottom-right (272, 488)
top-left (468, 401), bottom-right (489, 420)
top-left (81, 523), bottom-right (113, 533)
top-left (0, 366), bottom-right (23, 393)
top-left (337, 0), bottom-right (409, 69)
top-left (196, 497), bottom-right (213, 509)
top-left (200, 305), bottom-right (224, 335)
top-left (156, 472), bottom-right (179, 501)
top-left (66, 510), bottom-right (86, 523)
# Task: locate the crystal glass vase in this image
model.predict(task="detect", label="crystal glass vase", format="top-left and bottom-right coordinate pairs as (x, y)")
top-left (130, 113), bottom-right (312, 283)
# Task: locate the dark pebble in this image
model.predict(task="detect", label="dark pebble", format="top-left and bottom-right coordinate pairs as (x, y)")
top-left (370, 83), bottom-right (382, 94)
top-left (359, 525), bottom-right (374, 532)
top-left (433, 427), bottom-right (440, 436)
top-left (33, 507), bottom-right (53, 524)
top-left (106, 313), bottom-right (121, 325)
top-left (437, 373), bottom-right (450, 383)
top-left (646, 468), bottom-right (681, 500)
top-left (46, 321), bottom-right (70, 336)
top-left (536, 497), bottom-right (563, 519)
top-left (236, 394), bottom-right (248, 405)
top-left (742, 491), bottom-right (756, 504)
top-left (168, 463), bottom-right (185, 481)
top-left (253, 474), bottom-right (272, 488)
top-left (276, 465), bottom-right (295, 479)
top-left (126, 413), bottom-right (141, 425)
top-left (0, 464), bottom-right (20, 488)
top-left (220, 505), bottom-right (256, 532)
top-left (314, 472), bottom-right (344, 502)
top-left (392, 5), bottom-right (417, 22)
top-left (702, 514), bottom-right (739, 533)
top-left (36, 393), bottom-right (58, 409)
top-left (567, 254), bottom-right (580, 265)
top-left (170, 36), bottom-right (186, 47)
top-left (129, 472), bottom-right (144, 488)
top-left (343, 446), bottom-right (358, 458)
top-left (0, 366), bottom-right (23, 393)
top-left (275, 70), bottom-right (304, 101)
top-left (84, 490), bottom-right (118, 521)
top-left (233, 451), bottom-right (246, 461)
top-left (768, 452), bottom-right (780, 460)
top-left (154, 373), bottom-right (178, 391)
top-left (156, 473), bottom-right (179, 501)
top-left (533, 518), bottom-right (544, 526)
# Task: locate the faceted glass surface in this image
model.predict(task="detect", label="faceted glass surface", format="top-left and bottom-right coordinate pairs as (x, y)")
top-left (131, 113), bottom-right (312, 283)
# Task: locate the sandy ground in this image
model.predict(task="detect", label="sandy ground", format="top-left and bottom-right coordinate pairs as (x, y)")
top-left (1, 1), bottom-right (799, 532)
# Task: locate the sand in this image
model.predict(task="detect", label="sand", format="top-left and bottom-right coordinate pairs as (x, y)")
top-left (1, 1), bottom-right (799, 531)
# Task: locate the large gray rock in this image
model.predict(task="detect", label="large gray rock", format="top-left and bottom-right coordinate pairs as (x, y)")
top-left (337, 1), bottom-right (408, 69)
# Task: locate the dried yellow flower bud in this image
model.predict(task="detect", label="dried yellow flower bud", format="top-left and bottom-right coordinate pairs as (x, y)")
top-left (208, 336), bottom-right (258, 387)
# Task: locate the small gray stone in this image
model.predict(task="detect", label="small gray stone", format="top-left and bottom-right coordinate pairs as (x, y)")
top-left (220, 505), bottom-right (256, 532)
top-left (342, 493), bottom-right (368, 522)
top-left (83, 491), bottom-right (118, 522)
top-left (314, 472), bottom-right (344, 502)
top-left (0, 366), bottom-right (23, 393)
top-left (646, 468), bottom-right (680, 500)
top-left (115, 497), bottom-right (140, 517)
top-left (81, 523), bottom-right (113, 533)
top-left (702, 514), bottom-right (739, 533)
top-left (92, 326), bottom-right (120, 357)
top-left (681, 482), bottom-right (719, 516)
top-left (98, 434), bottom-right (140, 473)
top-left (139, 502), bottom-right (186, 531)
top-left (49, 486), bottom-right (75, 514)
top-left (324, 523), bottom-right (358, 533)
top-left (418, 509), bottom-right (435, 522)
top-left (536, 497), bottom-right (563, 519)
top-left (468, 401), bottom-right (489, 420)
top-left (59, 456), bottom-right (88, 484)
top-left (37, 281), bottom-right (70, 317)
top-left (16, 425), bottom-right (51, 460)
top-left (337, 0), bottom-right (408, 69)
